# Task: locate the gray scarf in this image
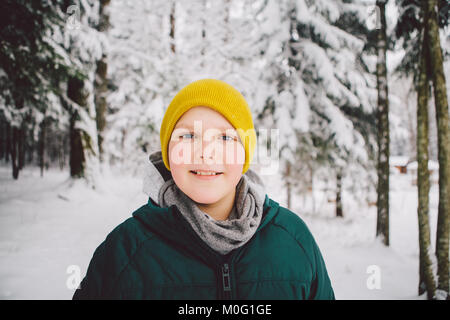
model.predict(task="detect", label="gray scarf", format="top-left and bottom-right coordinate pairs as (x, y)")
top-left (142, 150), bottom-right (266, 255)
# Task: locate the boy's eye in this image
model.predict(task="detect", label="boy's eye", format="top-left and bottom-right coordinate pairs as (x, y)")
top-left (178, 133), bottom-right (237, 142)
top-left (180, 133), bottom-right (195, 139)
top-left (221, 135), bottom-right (236, 142)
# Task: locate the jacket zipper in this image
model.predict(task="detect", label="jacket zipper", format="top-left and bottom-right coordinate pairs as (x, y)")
top-left (221, 263), bottom-right (232, 299)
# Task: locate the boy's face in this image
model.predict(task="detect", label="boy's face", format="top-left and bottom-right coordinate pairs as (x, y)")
top-left (168, 106), bottom-right (245, 205)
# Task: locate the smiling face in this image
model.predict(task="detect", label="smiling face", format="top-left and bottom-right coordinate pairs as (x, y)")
top-left (168, 106), bottom-right (245, 205)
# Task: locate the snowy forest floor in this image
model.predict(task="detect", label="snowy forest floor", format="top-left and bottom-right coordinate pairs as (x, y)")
top-left (0, 163), bottom-right (438, 300)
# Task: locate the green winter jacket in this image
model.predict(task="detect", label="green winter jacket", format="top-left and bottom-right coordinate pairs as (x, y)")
top-left (73, 194), bottom-right (335, 300)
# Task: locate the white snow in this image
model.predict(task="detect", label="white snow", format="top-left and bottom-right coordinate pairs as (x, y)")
top-left (0, 164), bottom-right (438, 300)
top-left (0, 165), bottom-right (147, 299)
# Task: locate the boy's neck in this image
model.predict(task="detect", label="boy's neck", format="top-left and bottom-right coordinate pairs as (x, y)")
top-left (194, 189), bottom-right (236, 221)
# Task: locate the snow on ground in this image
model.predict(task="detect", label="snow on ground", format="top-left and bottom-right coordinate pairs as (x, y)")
top-left (0, 164), bottom-right (147, 300)
top-left (286, 172), bottom-right (438, 300)
top-left (0, 164), bottom-right (437, 299)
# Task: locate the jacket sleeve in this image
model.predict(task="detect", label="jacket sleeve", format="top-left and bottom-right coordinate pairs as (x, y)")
top-left (72, 241), bottom-right (109, 300)
top-left (308, 238), bottom-right (335, 300)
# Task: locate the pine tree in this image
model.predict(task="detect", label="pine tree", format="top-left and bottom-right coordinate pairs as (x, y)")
top-left (62, 0), bottom-right (105, 185)
top-left (0, 0), bottom-right (73, 179)
top-left (255, 0), bottom-right (377, 212)
top-left (106, 0), bottom-right (175, 166)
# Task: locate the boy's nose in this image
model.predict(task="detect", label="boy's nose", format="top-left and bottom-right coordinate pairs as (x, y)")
top-left (194, 138), bottom-right (219, 163)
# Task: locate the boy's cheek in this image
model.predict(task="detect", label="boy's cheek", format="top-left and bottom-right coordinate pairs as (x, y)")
top-left (223, 142), bottom-right (245, 167)
top-left (168, 141), bottom-right (193, 166)
top-left (226, 165), bottom-right (244, 182)
top-left (223, 144), bottom-right (245, 178)
top-left (170, 164), bottom-right (187, 185)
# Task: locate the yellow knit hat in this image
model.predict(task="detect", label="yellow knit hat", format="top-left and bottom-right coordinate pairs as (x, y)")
top-left (160, 79), bottom-right (257, 174)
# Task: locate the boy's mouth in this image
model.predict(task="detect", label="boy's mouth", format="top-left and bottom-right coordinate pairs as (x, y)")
top-left (189, 170), bottom-right (223, 176)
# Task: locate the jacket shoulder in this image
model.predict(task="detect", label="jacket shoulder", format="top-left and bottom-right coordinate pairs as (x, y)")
top-left (73, 207), bottom-right (157, 299)
top-left (267, 205), bottom-right (320, 267)
top-left (106, 214), bottom-right (155, 253)
top-left (267, 204), bottom-right (335, 300)
top-left (271, 205), bottom-right (316, 247)
top-left (100, 206), bottom-right (163, 271)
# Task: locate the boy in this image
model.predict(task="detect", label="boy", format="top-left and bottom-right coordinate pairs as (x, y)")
top-left (73, 79), bottom-right (335, 300)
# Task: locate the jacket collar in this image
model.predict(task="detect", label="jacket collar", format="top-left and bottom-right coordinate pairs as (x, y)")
top-left (132, 194), bottom-right (280, 268)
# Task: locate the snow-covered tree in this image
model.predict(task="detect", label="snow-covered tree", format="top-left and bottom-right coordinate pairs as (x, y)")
top-left (0, 0), bottom-right (74, 179)
top-left (105, 0), bottom-right (267, 170)
top-left (61, 0), bottom-right (108, 186)
top-left (105, 0), bottom-right (173, 170)
top-left (254, 0), bottom-right (377, 212)
top-left (103, 0), bottom-right (379, 212)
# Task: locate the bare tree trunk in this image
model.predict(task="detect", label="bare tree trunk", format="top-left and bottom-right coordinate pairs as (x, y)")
top-left (0, 118), bottom-right (5, 161)
top-left (416, 23), bottom-right (437, 299)
top-left (95, 57), bottom-right (107, 163)
top-left (308, 163), bottom-right (316, 214)
top-left (18, 125), bottom-right (25, 170)
top-left (200, 0), bottom-right (206, 66)
top-left (375, 0), bottom-right (390, 246)
top-left (39, 118), bottom-right (46, 177)
top-left (286, 161), bottom-right (292, 210)
top-left (223, 0), bottom-right (231, 43)
top-left (68, 77), bottom-right (87, 178)
top-left (336, 170), bottom-right (343, 218)
top-left (425, 0), bottom-right (450, 299)
top-left (94, 0), bottom-right (110, 163)
top-left (10, 126), bottom-right (20, 179)
top-left (69, 112), bottom-right (85, 178)
top-left (27, 133), bottom-right (33, 164)
top-left (5, 120), bottom-right (10, 163)
top-left (59, 131), bottom-right (67, 170)
top-left (170, 1), bottom-right (176, 53)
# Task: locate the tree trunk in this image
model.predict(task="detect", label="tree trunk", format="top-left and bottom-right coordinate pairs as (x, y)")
top-left (59, 131), bottom-right (66, 170)
top-left (336, 170), bottom-right (343, 218)
top-left (39, 118), bottom-right (46, 177)
top-left (10, 126), bottom-right (20, 179)
top-left (98, 0), bottom-right (110, 31)
top-left (223, 0), bottom-right (231, 43)
top-left (27, 133), bottom-right (34, 164)
top-left (95, 0), bottom-right (110, 163)
top-left (0, 118), bottom-right (4, 161)
top-left (426, 0), bottom-right (450, 299)
top-left (170, 1), bottom-right (176, 53)
top-left (286, 160), bottom-right (292, 210)
top-left (375, 0), bottom-right (390, 246)
top-left (18, 125), bottom-right (25, 170)
top-left (308, 163), bottom-right (316, 214)
top-left (5, 120), bottom-right (10, 163)
top-left (200, 0), bottom-right (206, 66)
top-left (68, 77), bottom-right (87, 178)
top-left (95, 57), bottom-right (107, 163)
top-left (69, 111), bottom-right (85, 178)
top-left (416, 24), bottom-right (437, 299)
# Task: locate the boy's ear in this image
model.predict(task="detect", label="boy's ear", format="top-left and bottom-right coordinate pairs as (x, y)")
top-left (149, 151), bottom-right (173, 182)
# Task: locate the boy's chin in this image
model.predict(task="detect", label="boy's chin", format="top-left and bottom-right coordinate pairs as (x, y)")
top-left (188, 193), bottom-right (222, 205)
